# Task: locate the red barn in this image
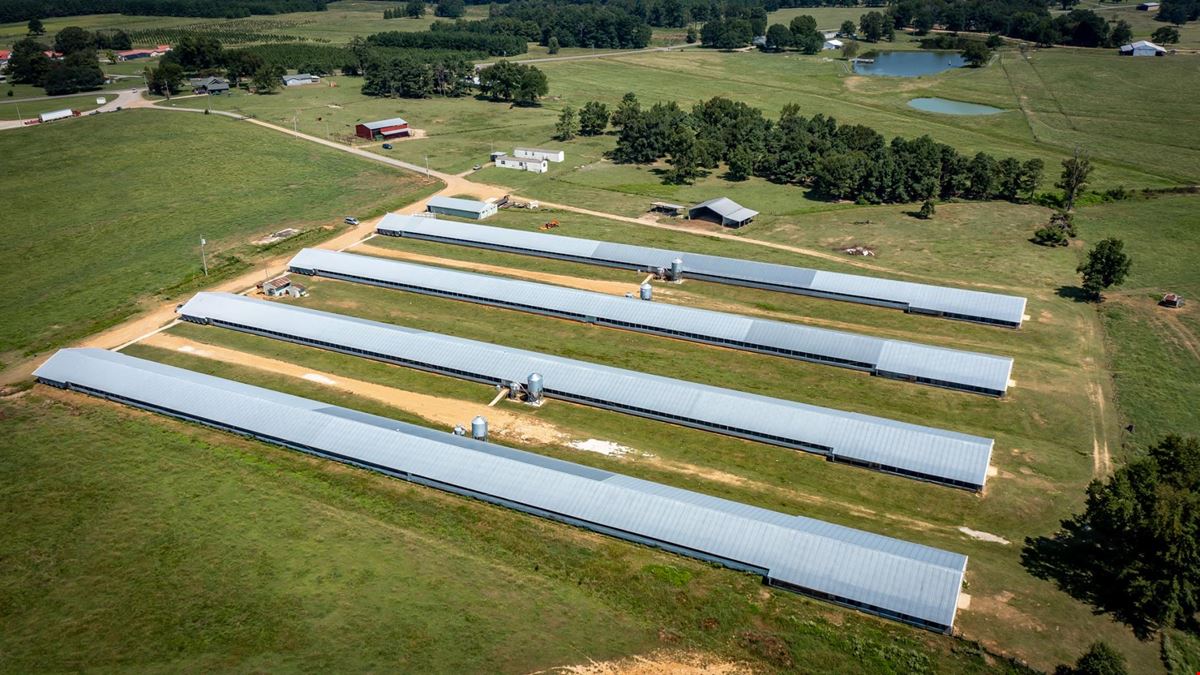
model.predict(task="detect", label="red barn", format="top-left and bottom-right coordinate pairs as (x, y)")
top-left (355, 117), bottom-right (410, 141)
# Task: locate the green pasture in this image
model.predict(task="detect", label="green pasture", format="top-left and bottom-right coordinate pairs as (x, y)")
top-left (0, 109), bottom-right (438, 368)
top-left (0, 94), bottom-right (106, 119)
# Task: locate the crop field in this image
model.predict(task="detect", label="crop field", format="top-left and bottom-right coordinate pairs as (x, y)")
top-left (0, 109), bottom-right (438, 370)
top-left (1, 20), bottom-right (1198, 674)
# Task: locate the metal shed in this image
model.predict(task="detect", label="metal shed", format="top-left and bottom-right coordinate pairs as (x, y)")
top-left (34, 347), bottom-right (968, 633)
top-left (426, 196), bottom-right (497, 220)
top-left (183, 291), bottom-right (995, 490)
top-left (688, 197), bottom-right (759, 227)
top-left (375, 216), bottom-right (1027, 327)
top-left (290, 245), bottom-right (1013, 397)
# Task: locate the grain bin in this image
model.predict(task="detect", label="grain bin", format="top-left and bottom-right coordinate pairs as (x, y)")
top-left (527, 373), bottom-right (544, 403)
top-left (471, 416), bottom-right (488, 441)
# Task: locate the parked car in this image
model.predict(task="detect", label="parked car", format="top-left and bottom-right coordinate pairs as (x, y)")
top-left (381, 143), bottom-right (393, 150)
top-left (344, 217), bottom-right (360, 225)
top-left (473, 164), bottom-right (482, 171)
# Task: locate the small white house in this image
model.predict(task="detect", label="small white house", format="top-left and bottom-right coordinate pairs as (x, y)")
top-left (514, 147), bottom-right (565, 163)
top-left (495, 154), bottom-right (548, 173)
top-left (1119, 40), bottom-right (1166, 56)
top-left (282, 73), bottom-right (321, 86)
top-left (823, 38), bottom-right (844, 51)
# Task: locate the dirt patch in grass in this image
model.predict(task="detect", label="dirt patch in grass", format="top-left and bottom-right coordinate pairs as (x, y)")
top-left (548, 651), bottom-right (749, 674)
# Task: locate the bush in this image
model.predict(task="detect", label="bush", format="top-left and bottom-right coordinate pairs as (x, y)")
top-left (1032, 225), bottom-right (1069, 247)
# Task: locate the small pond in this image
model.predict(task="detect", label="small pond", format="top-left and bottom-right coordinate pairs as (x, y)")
top-left (853, 51), bottom-right (966, 77)
top-left (907, 97), bottom-right (1005, 115)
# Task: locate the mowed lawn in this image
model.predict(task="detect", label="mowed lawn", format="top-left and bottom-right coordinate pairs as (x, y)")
top-left (0, 109), bottom-right (439, 369)
top-left (0, 390), bottom-right (1029, 674)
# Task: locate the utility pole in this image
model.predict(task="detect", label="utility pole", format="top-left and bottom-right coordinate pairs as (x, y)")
top-left (200, 237), bottom-right (209, 276)
top-left (424, 155), bottom-right (430, 175)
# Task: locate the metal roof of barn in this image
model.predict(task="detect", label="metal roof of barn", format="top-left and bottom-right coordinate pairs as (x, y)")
top-left (336, 229), bottom-right (1014, 395)
top-left (690, 197), bottom-right (759, 223)
top-left (376, 216), bottom-right (1027, 327)
top-left (34, 347), bottom-right (968, 632)
top-left (426, 196), bottom-right (492, 214)
top-left (178, 292), bottom-right (997, 486)
top-left (361, 117), bottom-right (408, 130)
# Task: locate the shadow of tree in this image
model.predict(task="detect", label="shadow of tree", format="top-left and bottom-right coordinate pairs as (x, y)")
top-left (1056, 285), bottom-right (1095, 303)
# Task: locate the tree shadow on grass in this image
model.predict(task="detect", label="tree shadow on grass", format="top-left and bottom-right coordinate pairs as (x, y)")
top-left (1056, 285), bottom-right (1095, 303)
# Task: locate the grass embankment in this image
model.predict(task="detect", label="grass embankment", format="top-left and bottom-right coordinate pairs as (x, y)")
top-left (0, 108), bottom-right (439, 369)
top-left (0, 390), bottom-right (1029, 673)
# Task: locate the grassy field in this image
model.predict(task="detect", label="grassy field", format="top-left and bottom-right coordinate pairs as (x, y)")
top-left (1, 385), bottom-right (1039, 673)
top-left (0, 1), bottom-right (488, 49)
top-left (1073, 0), bottom-right (1200, 48)
top-left (1074, 194), bottom-right (1200, 447)
top-left (112, 183), bottom-right (1173, 671)
top-left (0, 94), bottom-right (107, 120)
top-left (1, 17), bottom-right (1197, 673)
top-left (0, 109), bottom-right (438, 369)
top-left (174, 44), bottom-right (1200, 222)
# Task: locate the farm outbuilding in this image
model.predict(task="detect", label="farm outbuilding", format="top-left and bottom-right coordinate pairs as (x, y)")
top-left (182, 290), bottom-right (998, 489)
top-left (688, 197), bottom-right (759, 227)
top-left (355, 117), bottom-right (410, 140)
top-left (494, 154), bottom-right (548, 173)
top-left (823, 38), bottom-right (844, 50)
top-left (425, 195), bottom-right (497, 220)
top-left (282, 73), bottom-right (320, 86)
top-left (35, 347), bottom-right (968, 634)
top-left (1119, 40), bottom-right (1166, 56)
top-left (298, 237), bottom-right (1014, 398)
top-left (1137, 2), bottom-right (1159, 9)
top-left (514, 147), bottom-right (565, 162)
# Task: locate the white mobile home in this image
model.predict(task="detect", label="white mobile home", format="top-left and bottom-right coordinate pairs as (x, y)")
top-left (514, 147), bottom-right (565, 163)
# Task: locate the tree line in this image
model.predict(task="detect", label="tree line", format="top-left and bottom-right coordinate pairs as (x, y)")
top-left (365, 29), bottom-right (528, 56)
top-left (5, 28), bottom-right (105, 96)
top-left (890, 0), bottom-right (1139, 48)
top-left (570, 93), bottom-right (1043, 204)
top-left (0, 0), bottom-right (330, 23)
top-left (429, 1), bottom-right (653, 49)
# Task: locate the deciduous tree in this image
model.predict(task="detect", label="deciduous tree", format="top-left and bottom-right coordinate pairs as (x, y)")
top-left (251, 63), bottom-right (285, 94)
top-left (1077, 238), bottom-right (1132, 299)
top-left (27, 18), bottom-right (44, 35)
top-left (1054, 642), bottom-right (1129, 675)
top-left (405, 0), bottom-right (425, 18)
top-left (1023, 435), bottom-right (1196, 636)
top-left (579, 100), bottom-right (609, 135)
top-left (556, 106), bottom-right (578, 140)
top-left (1057, 147), bottom-right (1093, 211)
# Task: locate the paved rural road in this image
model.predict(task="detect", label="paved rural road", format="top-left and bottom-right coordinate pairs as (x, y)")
top-left (0, 87), bottom-right (147, 131)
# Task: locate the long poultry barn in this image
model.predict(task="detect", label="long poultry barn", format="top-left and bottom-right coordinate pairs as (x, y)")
top-left (377, 215), bottom-right (1028, 328)
top-left (35, 348), bottom-right (967, 633)
top-left (288, 248), bottom-right (1014, 397)
top-left (178, 292), bottom-right (995, 490)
